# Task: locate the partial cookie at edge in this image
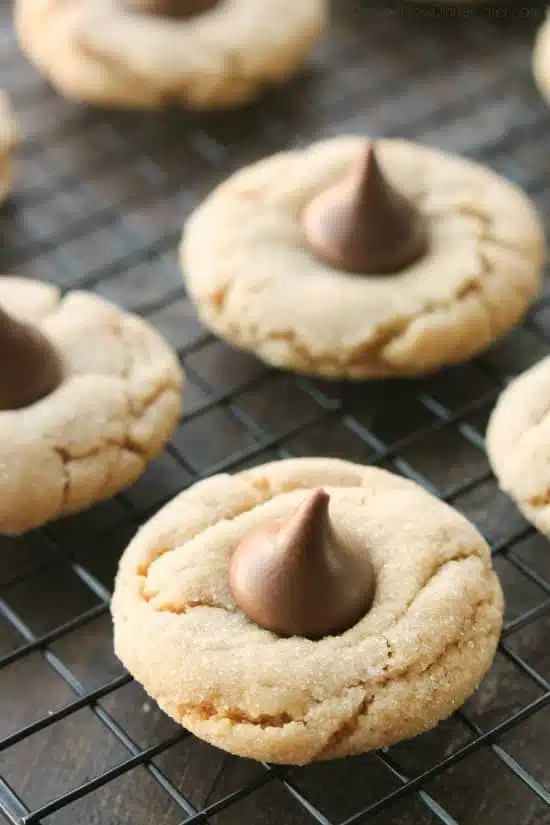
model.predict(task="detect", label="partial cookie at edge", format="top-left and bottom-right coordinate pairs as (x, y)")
top-left (487, 354), bottom-right (550, 537)
top-left (0, 91), bottom-right (18, 203)
top-left (533, 15), bottom-right (550, 107)
top-left (15, 0), bottom-right (327, 109)
top-left (0, 277), bottom-right (184, 534)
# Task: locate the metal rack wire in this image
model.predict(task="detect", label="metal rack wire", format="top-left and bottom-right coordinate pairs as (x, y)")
top-left (1, 2), bottom-right (550, 823)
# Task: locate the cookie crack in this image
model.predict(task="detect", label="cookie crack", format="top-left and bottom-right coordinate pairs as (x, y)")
top-left (108, 313), bottom-right (182, 459)
top-left (52, 435), bottom-right (148, 465)
top-left (78, 38), bottom-right (163, 102)
top-left (312, 594), bottom-right (497, 759)
top-left (340, 550), bottom-right (483, 656)
top-left (315, 693), bottom-right (375, 759)
top-left (52, 445), bottom-right (71, 513)
top-left (174, 597), bottom-right (493, 738)
top-left (138, 495), bottom-right (263, 583)
top-left (128, 377), bottom-right (182, 421)
top-left (50, 435), bottom-right (147, 518)
top-left (217, 274), bottom-right (490, 375)
top-left (525, 486), bottom-right (550, 510)
top-left (204, 200), bottom-right (534, 376)
top-left (382, 634), bottom-right (394, 668)
top-left (178, 700), bottom-right (294, 728)
top-left (148, 598), bottom-right (232, 614)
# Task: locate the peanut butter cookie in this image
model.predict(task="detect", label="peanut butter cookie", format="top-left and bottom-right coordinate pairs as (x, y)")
top-left (112, 457), bottom-right (503, 765)
top-left (181, 137), bottom-right (544, 378)
top-left (15, 0), bottom-right (327, 109)
top-left (0, 277), bottom-right (183, 534)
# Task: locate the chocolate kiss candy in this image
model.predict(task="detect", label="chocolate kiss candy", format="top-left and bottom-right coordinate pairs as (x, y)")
top-left (122, 0), bottom-right (219, 19)
top-left (229, 489), bottom-right (375, 639)
top-left (302, 141), bottom-right (429, 275)
top-left (0, 307), bottom-right (63, 411)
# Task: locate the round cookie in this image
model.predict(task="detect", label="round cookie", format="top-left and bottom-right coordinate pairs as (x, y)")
top-left (0, 277), bottom-right (183, 534)
top-left (0, 92), bottom-right (18, 203)
top-left (487, 355), bottom-right (550, 537)
top-left (181, 137), bottom-right (545, 379)
top-left (533, 14), bottom-right (550, 106)
top-left (112, 457), bottom-right (503, 765)
top-left (15, 0), bottom-right (327, 109)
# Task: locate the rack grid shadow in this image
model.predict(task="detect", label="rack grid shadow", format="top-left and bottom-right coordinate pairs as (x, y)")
top-left (1, 2), bottom-right (550, 824)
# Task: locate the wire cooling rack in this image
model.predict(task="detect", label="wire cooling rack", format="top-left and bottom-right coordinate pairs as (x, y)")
top-left (1, 2), bottom-right (550, 824)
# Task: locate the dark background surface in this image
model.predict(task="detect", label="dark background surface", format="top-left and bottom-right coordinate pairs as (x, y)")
top-left (1, 2), bottom-right (550, 824)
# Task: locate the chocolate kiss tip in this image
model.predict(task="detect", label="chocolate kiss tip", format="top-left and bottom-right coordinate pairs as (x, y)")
top-left (360, 141), bottom-right (387, 199)
top-left (280, 488), bottom-right (330, 545)
top-left (229, 486), bottom-right (375, 639)
top-left (302, 139), bottom-right (429, 276)
top-left (362, 140), bottom-right (377, 175)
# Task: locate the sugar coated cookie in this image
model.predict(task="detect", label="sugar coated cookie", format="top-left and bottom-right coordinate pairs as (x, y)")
top-left (181, 137), bottom-right (544, 379)
top-left (112, 457), bottom-right (503, 765)
top-left (0, 92), bottom-right (18, 203)
top-left (15, 0), bottom-right (327, 109)
top-left (0, 277), bottom-right (183, 534)
top-left (487, 354), bottom-right (550, 537)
